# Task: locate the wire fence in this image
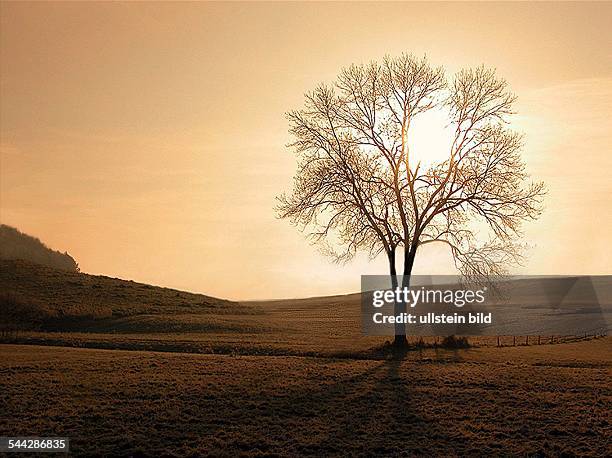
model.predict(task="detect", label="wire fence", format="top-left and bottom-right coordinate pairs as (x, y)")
top-left (404, 326), bottom-right (610, 348)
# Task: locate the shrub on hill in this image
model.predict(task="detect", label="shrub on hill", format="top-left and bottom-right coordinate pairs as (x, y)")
top-left (0, 225), bottom-right (78, 272)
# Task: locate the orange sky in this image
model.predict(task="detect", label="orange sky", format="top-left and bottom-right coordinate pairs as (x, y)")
top-left (1, 2), bottom-right (611, 300)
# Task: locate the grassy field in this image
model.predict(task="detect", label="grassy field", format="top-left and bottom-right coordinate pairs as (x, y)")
top-left (1, 260), bottom-right (611, 455)
top-left (1, 340), bottom-right (610, 456)
top-left (3, 260), bottom-right (607, 356)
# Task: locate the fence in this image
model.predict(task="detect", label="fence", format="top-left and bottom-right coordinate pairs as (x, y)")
top-left (403, 326), bottom-right (609, 348)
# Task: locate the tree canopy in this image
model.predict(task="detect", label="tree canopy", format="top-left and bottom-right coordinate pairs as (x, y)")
top-left (277, 54), bottom-right (546, 285)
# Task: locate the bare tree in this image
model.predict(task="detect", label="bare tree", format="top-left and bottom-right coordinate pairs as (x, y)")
top-left (277, 54), bottom-right (546, 347)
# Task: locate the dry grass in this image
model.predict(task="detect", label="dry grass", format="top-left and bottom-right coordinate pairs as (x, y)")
top-left (1, 340), bottom-right (610, 456)
top-left (1, 260), bottom-right (610, 455)
top-left (0, 260), bottom-right (250, 323)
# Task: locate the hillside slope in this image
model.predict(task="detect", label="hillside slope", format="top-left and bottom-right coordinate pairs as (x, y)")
top-left (0, 259), bottom-right (249, 329)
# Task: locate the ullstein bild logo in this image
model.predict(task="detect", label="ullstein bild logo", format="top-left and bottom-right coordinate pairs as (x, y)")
top-left (361, 275), bottom-right (611, 337)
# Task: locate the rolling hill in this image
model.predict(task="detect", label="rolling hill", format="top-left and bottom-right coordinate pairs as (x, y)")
top-left (0, 259), bottom-right (254, 333)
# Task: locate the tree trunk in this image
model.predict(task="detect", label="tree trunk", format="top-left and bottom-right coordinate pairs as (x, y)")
top-left (391, 245), bottom-right (418, 348)
top-left (388, 249), bottom-right (406, 348)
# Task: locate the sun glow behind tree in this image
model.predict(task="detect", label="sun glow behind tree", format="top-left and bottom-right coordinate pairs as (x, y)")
top-left (408, 108), bottom-right (456, 170)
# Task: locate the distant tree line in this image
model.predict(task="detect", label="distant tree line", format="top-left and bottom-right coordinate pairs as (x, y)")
top-left (0, 225), bottom-right (79, 272)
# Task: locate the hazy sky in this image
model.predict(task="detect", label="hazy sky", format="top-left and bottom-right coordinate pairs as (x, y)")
top-left (1, 2), bottom-right (611, 300)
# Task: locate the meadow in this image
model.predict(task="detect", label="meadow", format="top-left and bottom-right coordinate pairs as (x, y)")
top-left (1, 259), bottom-right (611, 456)
top-left (1, 340), bottom-right (610, 456)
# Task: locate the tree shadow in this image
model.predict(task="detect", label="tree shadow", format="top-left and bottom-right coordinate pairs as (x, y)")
top-left (201, 354), bottom-right (443, 455)
top-left (289, 354), bottom-right (448, 455)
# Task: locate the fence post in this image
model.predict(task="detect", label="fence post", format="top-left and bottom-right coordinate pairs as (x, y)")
top-left (513, 336), bottom-right (516, 346)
